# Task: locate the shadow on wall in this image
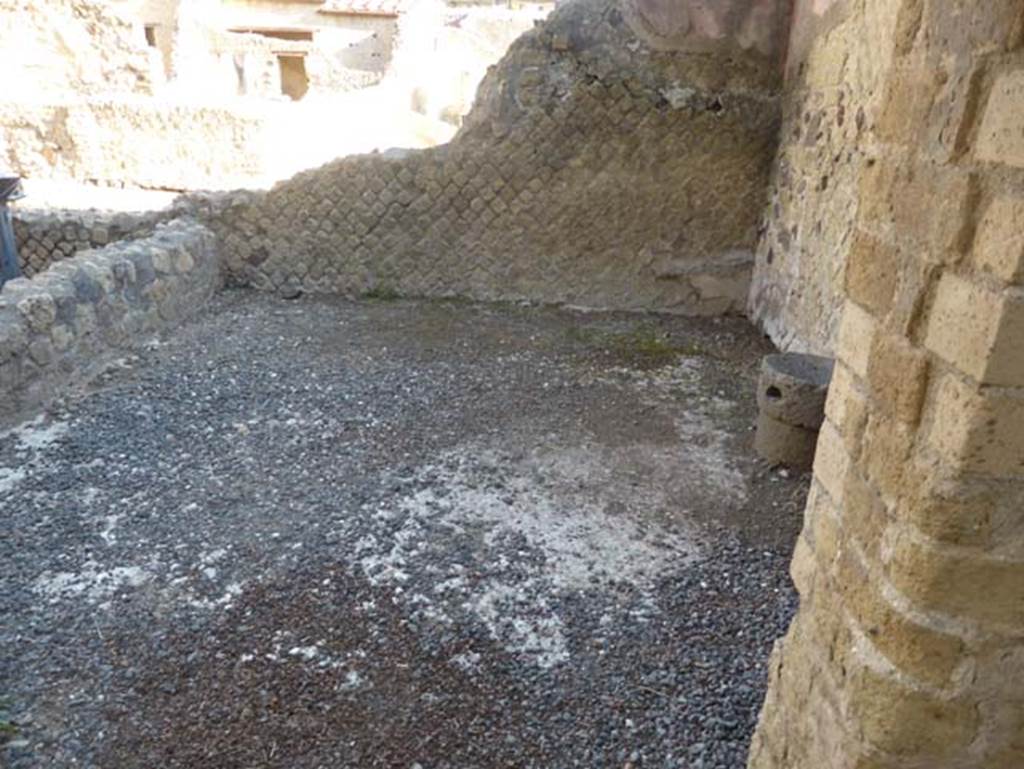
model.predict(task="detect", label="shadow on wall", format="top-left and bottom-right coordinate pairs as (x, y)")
top-left (185, 0), bottom-right (788, 315)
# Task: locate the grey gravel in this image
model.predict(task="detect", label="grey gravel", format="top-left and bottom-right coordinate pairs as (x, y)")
top-left (0, 291), bottom-right (806, 768)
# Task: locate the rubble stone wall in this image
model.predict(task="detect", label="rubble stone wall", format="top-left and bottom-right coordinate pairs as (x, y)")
top-left (13, 208), bottom-right (174, 277)
top-left (195, 0), bottom-right (786, 315)
top-left (748, 0), bottom-right (904, 353)
top-left (0, 218), bottom-right (220, 422)
top-left (749, 2), bottom-right (1024, 767)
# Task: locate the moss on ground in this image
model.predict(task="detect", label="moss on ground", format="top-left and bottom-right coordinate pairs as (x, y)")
top-left (0, 697), bottom-right (16, 744)
top-left (567, 323), bottom-right (707, 368)
top-left (362, 285), bottom-right (401, 301)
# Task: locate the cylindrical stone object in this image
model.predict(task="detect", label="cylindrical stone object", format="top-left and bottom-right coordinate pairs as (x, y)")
top-left (756, 353), bottom-right (835, 430)
top-left (754, 411), bottom-right (820, 470)
top-left (754, 352), bottom-right (834, 469)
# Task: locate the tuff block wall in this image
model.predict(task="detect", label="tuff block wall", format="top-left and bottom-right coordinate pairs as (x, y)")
top-left (0, 219), bottom-right (220, 421)
top-left (192, 0), bottom-right (786, 314)
top-left (748, 2), bottom-right (1024, 767)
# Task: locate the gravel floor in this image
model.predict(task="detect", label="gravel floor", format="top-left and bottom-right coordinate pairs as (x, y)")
top-left (0, 292), bottom-right (807, 769)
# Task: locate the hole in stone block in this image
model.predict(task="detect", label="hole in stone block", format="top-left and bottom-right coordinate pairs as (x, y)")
top-left (766, 386), bottom-right (782, 400)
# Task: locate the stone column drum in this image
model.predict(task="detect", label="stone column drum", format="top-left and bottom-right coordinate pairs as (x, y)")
top-left (754, 352), bottom-right (834, 469)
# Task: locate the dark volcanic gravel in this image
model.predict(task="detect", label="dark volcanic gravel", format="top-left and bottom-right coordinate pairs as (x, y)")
top-left (0, 292), bottom-right (806, 768)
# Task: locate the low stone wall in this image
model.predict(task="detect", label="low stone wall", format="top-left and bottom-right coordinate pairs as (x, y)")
top-left (13, 208), bottom-right (174, 277)
top-left (0, 218), bottom-right (220, 422)
top-left (192, 0), bottom-right (784, 315)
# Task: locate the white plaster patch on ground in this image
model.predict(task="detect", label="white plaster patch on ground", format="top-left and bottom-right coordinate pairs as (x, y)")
top-left (241, 632), bottom-right (361, 676)
top-left (0, 416), bottom-right (71, 494)
top-left (189, 548), bottom-right (229, 582)
top-left (152, 549), bottom-right (248, 613)
top-left (33, 546), bottom-right (250, 615)
top-left (358, 528), bottom-right (416, 586)
top-left (289, 645), bottom-right (320, 661)
top-left (434, 452), bottom-right (699, 591)
top-left (186, 581), bottom-right (244, 611)
top-left (354, 440), bottom-right (709, 669)
top-left (0, 466), bottom-right (26, 494)
top-left (221, 581), bottom-right (244, 603)
top-left (341, 670), bottom-right (363, 690)
top-left (7, 415), bottom-right (70, 452)
top-left (471, 581), bottom-right (571, 668)
top-left (99, 514), bottom-right (122, 546)
top-left (200, 548), bottom-right (228, 566)
top-left (34, 561), bottom-right (151, 605)
top-left (450, 651), bottom-right (482, 672)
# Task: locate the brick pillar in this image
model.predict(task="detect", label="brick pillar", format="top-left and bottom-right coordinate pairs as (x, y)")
top-left (748, 2), bottom-right (1024, 767)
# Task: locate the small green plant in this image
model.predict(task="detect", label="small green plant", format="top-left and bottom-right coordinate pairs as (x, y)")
top-left (626, 327), bottom-right (683, 359)
top-left (0, 697), bottom-right (16, 744)
top-left (362, 285), bottom-right (401, 301)
top-left (568, 323), bottom-right (706, 367)
top-left (565, 326), bottom-right (598, 345)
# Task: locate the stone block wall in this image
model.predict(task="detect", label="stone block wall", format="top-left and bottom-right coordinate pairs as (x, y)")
top-left (13, 208), bottom-right (174, 277)
top-left (749, 2), bottom-right (1024, 767)
top-left (0, 218), bottom-right (220, 421)
top-left (191, 0), bottom-right (784, 315)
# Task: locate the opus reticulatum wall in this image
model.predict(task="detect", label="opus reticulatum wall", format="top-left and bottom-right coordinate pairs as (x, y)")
top-left (193, 0), bottom-right (788, 315)
top-left (13, 208), bottom-right (174, 277)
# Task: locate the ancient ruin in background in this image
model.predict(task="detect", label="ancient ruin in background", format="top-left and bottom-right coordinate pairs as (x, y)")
top-left (1, 0), bottom-right (549, 191)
